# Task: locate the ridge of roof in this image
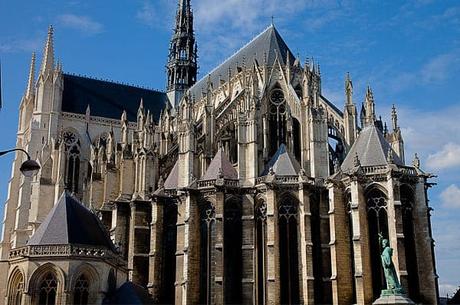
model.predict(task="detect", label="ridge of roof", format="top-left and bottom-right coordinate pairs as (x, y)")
top-left (261, 144), bottom-right (301, 176)
top-left (63, 73), bottom-right (165, 93)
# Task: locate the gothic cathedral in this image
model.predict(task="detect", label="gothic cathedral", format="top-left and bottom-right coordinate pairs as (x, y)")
top-left (0, 1), bottom-right (439, 304)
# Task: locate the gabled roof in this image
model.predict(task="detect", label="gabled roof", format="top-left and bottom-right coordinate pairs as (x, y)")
top-left (27, 191), bottom-right (115, 251)
top-left (261, 144), bottom-right (301, 176)
top-left (341, 125), bottom-right (403, 172)
top-left (62, 74), bottom-right (168, 122)
top-left (164, 160), bottom-right (179, 190)
top-left (189, 25), bottom-right (295, 99)
top-left (201, 148), bottom-right (238, 180)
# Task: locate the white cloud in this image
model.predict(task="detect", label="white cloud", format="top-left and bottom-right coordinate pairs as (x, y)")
top-left (422, 51), bottom-right (460, 83)
top-left (0, 37), bottom-right (42, 53)
top-left (136, 1), bottom-right (157, 28)
top-left (440, 184), bottom-right (460, 209)
top-left (426, 143), bottom-right (460, 171)
top-left (57, 14), bottom-right (104, 35)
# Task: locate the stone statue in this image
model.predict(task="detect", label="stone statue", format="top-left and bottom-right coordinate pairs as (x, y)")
top-left (379, 233), bottom-right (405, 295)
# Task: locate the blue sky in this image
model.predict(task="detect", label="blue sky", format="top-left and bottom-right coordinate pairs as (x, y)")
top-left (1, 0), bottom-right (459, 296)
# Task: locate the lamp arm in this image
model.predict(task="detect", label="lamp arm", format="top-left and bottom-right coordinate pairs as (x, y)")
top-left (0, 148), bottom-right (32, 160)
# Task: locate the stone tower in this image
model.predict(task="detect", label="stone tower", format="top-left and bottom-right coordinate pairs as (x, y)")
top-left (166, 0), bottom-right (198, 108)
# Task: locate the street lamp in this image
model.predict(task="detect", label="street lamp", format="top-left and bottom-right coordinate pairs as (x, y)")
top-left (0, 148), bottom-right (40, 177)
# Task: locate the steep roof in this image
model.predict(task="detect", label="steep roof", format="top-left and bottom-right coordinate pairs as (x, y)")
top-left (62, 74), bottom-right (168, 122)
top-left (164, 160), bottom-right (179, 190)
top-left (341, 125), bottom-right (403, 172)
top-left (189, 25), bottom-right (295, 99)
top-left (201, 148), bottom-right (238, 180)
top-left (261, 144), bottom-right (301, 176)
top-left (107, 282), bottom-right (155, 305)
top-left (27, 191), bottom-right (115, 251)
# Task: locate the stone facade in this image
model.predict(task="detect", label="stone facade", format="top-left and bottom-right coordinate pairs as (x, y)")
top-left (0, 0), bottom-right (439, 304)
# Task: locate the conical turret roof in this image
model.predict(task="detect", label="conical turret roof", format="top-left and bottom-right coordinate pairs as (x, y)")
top-left (341, 125), bottom-right (403, 172)
top-left (201, 148), bottom-right (238, 180)
top-left (261, 144), bottom-right (301, 176)
top-left (27, 191), bottom-right (115, 251)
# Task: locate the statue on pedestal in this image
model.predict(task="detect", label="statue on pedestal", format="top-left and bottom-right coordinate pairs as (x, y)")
top-left (379, 233), bottom-right (405, 295)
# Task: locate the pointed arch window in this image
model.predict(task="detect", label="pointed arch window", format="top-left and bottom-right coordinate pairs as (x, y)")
top-left (8, 271), bottom-right (24, 305)
top-left (255, 201), bottom-right (267, 305)
top-left (63, 131), bottom-right (81, 193)
top-left (73, 274), bottom-right (90, 305)
top-left (269, 87), bottom-right (287, 157)
top-left (38, 272), bottom-right (58, 305)
top-left (279, 197), bottom-right (300, 305)
top-left (200, 202), bottom-right (215, 305)
top-left (366, 189), bottom-right (389, 299)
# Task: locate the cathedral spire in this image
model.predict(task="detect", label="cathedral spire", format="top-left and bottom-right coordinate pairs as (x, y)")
top-left (364, 85), bottom-right (376, 127)
top-left (40, 25), bottom-right (54, 76)
top-left (26, 52), bottom-right (36, 99)
top-left (391, 104), bottom-right (399, 131)
top-left (167, 0), bottom-right (197, 108)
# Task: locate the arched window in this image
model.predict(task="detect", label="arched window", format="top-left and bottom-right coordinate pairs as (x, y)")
top-left (292, 118), bottom-right (301, 162)
top-left (159, 201), bottom-right (178, 304)
top-left (199, 202), bottom-right (215, 305)
top-left (401, 185), bottom-right (420, 302)
top-left (224, 199), bottom-right (242, 304)
top-left (278, 197), bottom-right (300, 304)
top-left (269, 87), bottom-right (287, 157)
top-left (73, 274), bottom-right (90, 305)
top-left (255, 201), bottom-right (267, 305)
top-left (38, 272), bottom-right (58, 305)
top-left (366, 188), bottom-right (389, 299)
top-left (63, 131), bottom-right (81, 193)
top-left (8, 270), bottom-right (24, 305)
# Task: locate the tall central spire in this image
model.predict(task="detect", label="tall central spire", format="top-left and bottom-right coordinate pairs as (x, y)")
top-left (166, 0), bottom-right (197, 108)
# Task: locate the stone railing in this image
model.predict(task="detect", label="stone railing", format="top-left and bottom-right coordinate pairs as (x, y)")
top-left (256, 175), bottom-right (312, 185)
top-left (197, 178), bottom-right (239, 188)
top-left (9, 244), bottom-right (118, 261)
top-left (362, 165), bottom-right (388, 175)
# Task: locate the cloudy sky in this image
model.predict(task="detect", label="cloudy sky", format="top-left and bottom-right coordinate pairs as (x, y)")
top-left (1, 0), bottom-right (459, 297)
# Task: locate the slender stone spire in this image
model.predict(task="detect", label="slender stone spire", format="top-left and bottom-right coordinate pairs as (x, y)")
top-left (345, 72), bottom-right (353, 105)
top-left (166, 0), bottom-right (197, 108)
top-left (364, 85), bottom-right (376, 127)
top-left (40, 25), bottom-right (54, 76)
top-left (391, 104), bottom-right (399, 131)
top-left (26, 52), bottom-right (36, 99)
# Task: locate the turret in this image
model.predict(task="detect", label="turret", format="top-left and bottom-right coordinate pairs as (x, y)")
top-left (166, 0), bottom-right (197, 108)
top-left (343, 73), bottom-right (358, 146)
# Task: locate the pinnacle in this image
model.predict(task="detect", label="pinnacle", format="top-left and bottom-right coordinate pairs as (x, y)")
top-left (40, 25), bottom-right (55, 75)
top-left (26, 52), bottom-right (36, 99)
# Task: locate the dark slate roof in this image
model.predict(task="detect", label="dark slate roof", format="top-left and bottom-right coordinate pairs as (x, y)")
top-left (189, 25), bottom-right (295, 99)
top-left (341, 125), bottom-right (403, 172)
top-left (62, 74), bottom-right (168, 122)
top-left (164, 160), bottom-right (179, 190)
top-left (201, 148), bottom-right (238, 180)
top-left (107, 282), bottom-right (154, 305)
top-left (261, 144), bottom-right (301, 176)
top-left (27, 191), bottom-right (115, 251)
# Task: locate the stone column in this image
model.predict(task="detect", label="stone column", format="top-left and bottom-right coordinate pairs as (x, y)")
top-left (298, 183), bottom-right (315, 304)
top-left (265, 188), bottom-right (280, 305)
top-left (350, 179), bottom-right (373, 304)
top-left (148, 198), bottom-right (163, 298)
top-left (128, 202), bottom-right (136, 281)
top-left (328, 183), bottom-right (354, 304)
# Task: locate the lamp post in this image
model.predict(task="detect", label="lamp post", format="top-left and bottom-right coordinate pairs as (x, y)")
top-left (0, 148), bottom-right (40, 177)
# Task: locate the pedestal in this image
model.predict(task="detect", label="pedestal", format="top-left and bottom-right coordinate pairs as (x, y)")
top-left (373, 290), bottom-right (415, 305)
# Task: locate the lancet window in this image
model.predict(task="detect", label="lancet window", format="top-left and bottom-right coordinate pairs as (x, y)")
top-left (7, 270), bottom-right (24, 305)
top-left (366, 189), bottom-right (389, 299)
top-left (200, 202), bottom-right (215, 305)
top-left (224, 199), bottom-right (242, 304)
top-left (38, 272), bottom-right (58, 305)
top-left (62, 131), bottom-right (81, 193)
top-left (73, 274), bottom-right (90, 305)
top-left (269, 87), bottom-right (287, 157)
top-left (255, 201), bottom-right (267, 305)
top-left (278, 197), bottom-right (300, 305)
